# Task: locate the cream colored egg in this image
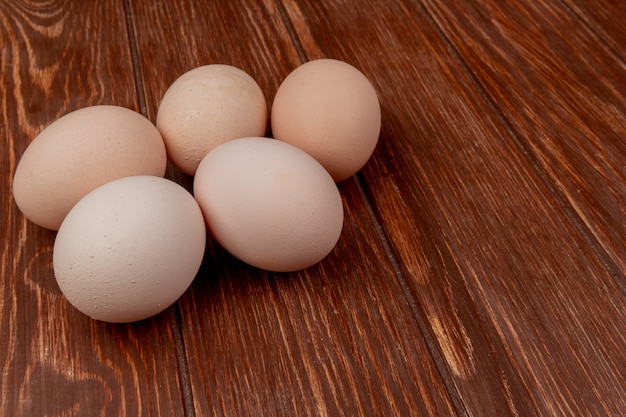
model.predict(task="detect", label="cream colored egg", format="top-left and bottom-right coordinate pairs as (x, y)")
top-left (53, 176), bottom-right (206, 323)
top-left (194, 137), bottom-right (343, 272)
top-left (271, 59), bottom-right (381, 182)
top-left (156, 64), bottom-right (268, 175)
top-left (12, 105), bottom-right (167, 231)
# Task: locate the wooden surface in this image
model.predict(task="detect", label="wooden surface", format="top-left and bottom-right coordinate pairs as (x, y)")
top-left (1, 0), bottom-right (624, 416)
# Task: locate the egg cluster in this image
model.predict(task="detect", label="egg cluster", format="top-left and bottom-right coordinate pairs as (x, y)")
top-left (12, 59), bottom-right (381, 323)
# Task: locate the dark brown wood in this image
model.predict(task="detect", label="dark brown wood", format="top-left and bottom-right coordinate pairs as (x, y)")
top-left (1, 1), bottom-right (186, 415)
top-left (563, 0), bottom-right (626, 62)
top-left (279, 0), bottom-right (626, 415)
top-left (177, 184), bottom-right (459, 416)
top-left (420, 0), bottom-right (626, 273)
top-left (2, 0), bottom-right (624, 416)
top-left (128, 1), bottom-right (459, 415)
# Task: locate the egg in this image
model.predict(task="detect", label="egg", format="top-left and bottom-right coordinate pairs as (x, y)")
top-left (271, 59), bottom-right (381, 182)
top-left (194, 137), bottom-right (343, 272)
top-left (156, 64), bottom-right (268, 175)
top-left (12, 105), bottom-right (167, 230)
top-left (53, 176), bottom-right (206, 323)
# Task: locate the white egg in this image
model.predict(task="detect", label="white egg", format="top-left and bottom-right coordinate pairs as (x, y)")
top-left (194, 137), bottom-right (344, 272)
top-left (53, 176), bottom-right (206, 323)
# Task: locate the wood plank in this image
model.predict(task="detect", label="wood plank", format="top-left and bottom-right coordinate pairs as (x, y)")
top-left (125, 0), bottom-right (302, 123)
top-left (128, 0), bottom-right (461, 415)
top-left (3, 0), bottom-right (624, 416)
top-left (279, 0), bottom-right (626, 416)
top-left (421, 0), bottom-right (626, 273)
top-left (181, 183), bottom-right (459, 416)
top-left (562, 0), bottom-right (626, 62)
top-left (1, 1), bottom-right (186, 415)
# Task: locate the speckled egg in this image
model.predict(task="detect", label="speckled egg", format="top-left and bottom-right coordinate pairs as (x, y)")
top-left (156, 64), bottom-right (268, 175)
top-left (53, 176), bottom-right (206, 323)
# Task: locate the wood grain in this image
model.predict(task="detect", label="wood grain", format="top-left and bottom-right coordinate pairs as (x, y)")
top-left (125, 0), bottom-right (302, 122)
top-left (128, 0), bottom-right (460, 415)
top-left (420, 0), bottom-right (626, 274)
top-left (2, 0), bottom-right (624, 416)
top-left (1, 1), bottom-right (186, 415)
top-left (279, 0), bottom-right (626, 415)
top-left (563, 0), bottom-right (626, 62)
top-left (178, 183), bottom-right (460, 416)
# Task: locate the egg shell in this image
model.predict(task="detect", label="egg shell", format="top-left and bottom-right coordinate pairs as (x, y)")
top-left (271, 59), bottom-right (381, 182)
top-left (156, 64), bottom-right (268, 175)
top-left (193, 137), bottom-right (344, 272)
top-left (53, 176), bottom-right (206, 323)
top-left (12, 105), bottom-right (167, 231)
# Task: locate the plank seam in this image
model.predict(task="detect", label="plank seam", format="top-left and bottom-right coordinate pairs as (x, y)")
top-left (273, 1), bottom-right (470, 414)
top-left (122, 1), bottom-right (197, 416)
top-left (354, 175), bottom-right (469, 417)
top-left (558, 0), bottom-right (626, 66)
top-left (172, 304), bottom-right (197, 417)
top-left (122, 0), bottom-right (148, 117)
top-left (274, 0), bottom-right (308, 63)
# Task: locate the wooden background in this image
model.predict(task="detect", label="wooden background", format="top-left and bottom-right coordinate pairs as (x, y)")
top-left (1, 0), bottom-right (624, 415)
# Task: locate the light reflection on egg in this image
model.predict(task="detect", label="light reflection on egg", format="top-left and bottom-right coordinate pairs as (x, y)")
top-left (53, 176), bottom-right (206, 323)
top-left (13, 59), bottom-right (382, 322)
top-left (12, 105), bottom-right (167, 231)
top-left (156, 64), bottom-right (268, 176)
top-left (194, 137), bottom-right (344, 272)
top-left (271, 59), bottom-right (381, 182)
